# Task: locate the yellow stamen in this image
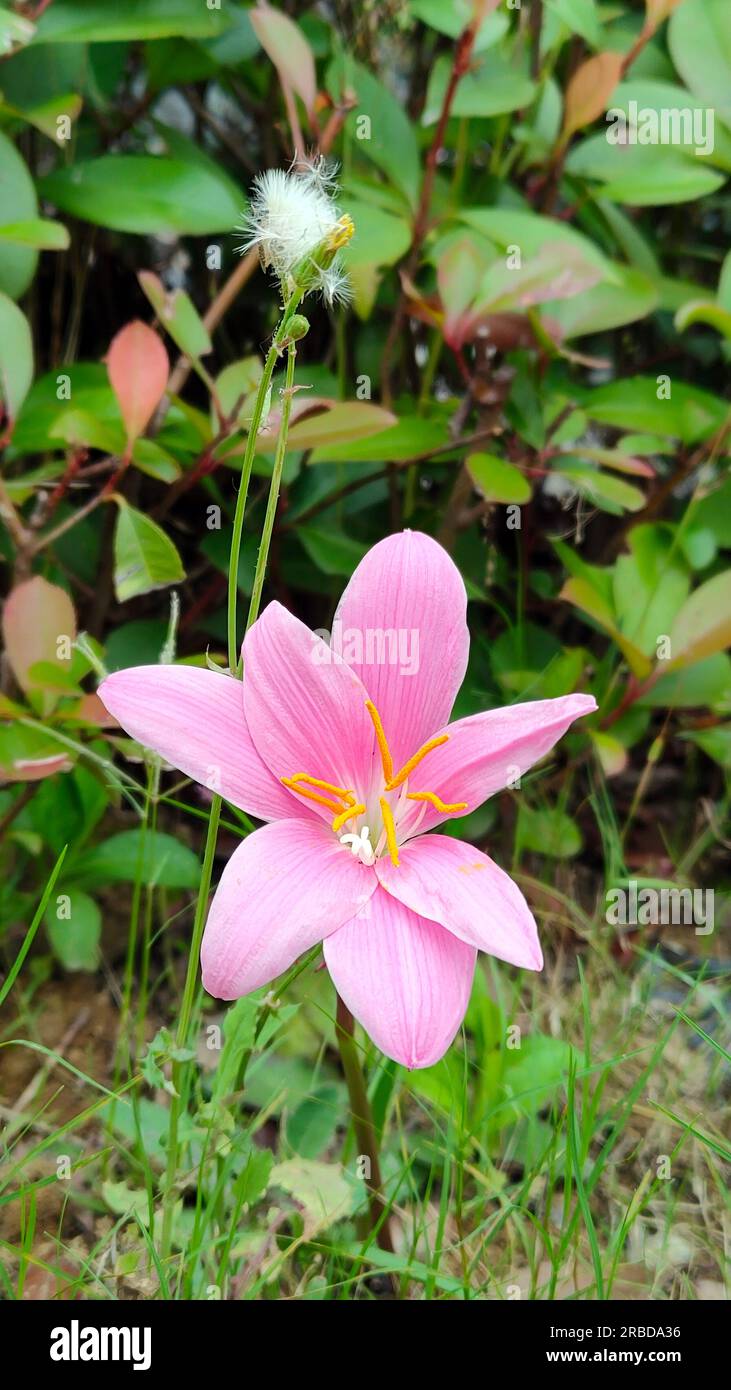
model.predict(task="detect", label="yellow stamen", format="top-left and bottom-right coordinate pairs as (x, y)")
top-left (365, 699), bottom-right (394, 784)
top-left (281, 778), bottom-right (343, 814)
top-left (380, 797), bottom-right (399, 868)
top-left (407, 791), bottom-right (468, 814)
top-left (332, 802), bottom-right (366, 833)
top-left (327, 213), bottom-right (355, 252)
top-left (387, 735), bottom-right (449, 791)
top-left (290, 773), bottom-right (355, 804)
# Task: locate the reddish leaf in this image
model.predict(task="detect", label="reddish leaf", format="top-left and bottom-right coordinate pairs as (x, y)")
top-left (562, 51), bottom-right (624, 141)
top-left (106, 320), bottom-right (169, 446)
top-left (2, 575), bottom-right (76, 698)
top-left (250, 3), bottom-right (317, 117)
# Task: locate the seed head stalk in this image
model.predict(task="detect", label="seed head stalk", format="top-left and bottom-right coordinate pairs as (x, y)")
top-left (227, 289), bottom-right (303, 672)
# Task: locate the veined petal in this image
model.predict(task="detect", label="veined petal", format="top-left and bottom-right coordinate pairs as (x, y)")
top-left (99, 664), bottom-right (307, 822)
top-left (333, 531), bottom-right (469, 771)
top-left (399, 693), bottom-right (597, 835)
top-left (201, 820), bottom-right (377, 999)
top-left (377, 834), bottom-right (542, 970)
top-left (324, 885), bottom-right (475, 1069)
top-left (243, 601), bottom-right (376, 812)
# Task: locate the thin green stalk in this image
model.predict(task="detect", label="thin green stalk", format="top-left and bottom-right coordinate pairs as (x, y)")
top-left (246, 338), bottom-right (297, 633)
top-left (160, 793), bottom-right (221, 1261)
top-left (227, 290), bottom-right (302, 672)
top-left (335, 994), bottom-right (395, 1258)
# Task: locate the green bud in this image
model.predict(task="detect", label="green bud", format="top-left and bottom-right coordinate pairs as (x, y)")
top-left (287, 314), bottom-right (310, 342)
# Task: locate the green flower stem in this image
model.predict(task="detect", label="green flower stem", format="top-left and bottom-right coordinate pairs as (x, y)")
top-left (161, 296), bottom-right (303, 1264)
top-left (160, 791), bottom-right (221, 1263)
top-left (335, 993), bottom-right (395, 1256)
top-left (246, 337), bottom-right (297, 633)
top-left (227, 289), bottom-right (303, 673)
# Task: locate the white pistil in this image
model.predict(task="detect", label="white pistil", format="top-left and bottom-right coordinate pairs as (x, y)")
top-left (339, 824), bottom-right (375, 866)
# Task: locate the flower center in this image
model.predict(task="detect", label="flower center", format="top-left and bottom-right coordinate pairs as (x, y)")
top-left (280, 699), bottom-right (467, 868)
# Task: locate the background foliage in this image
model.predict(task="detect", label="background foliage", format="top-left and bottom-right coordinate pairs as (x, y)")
top-left (0, 0), bottom-right (729, 1301)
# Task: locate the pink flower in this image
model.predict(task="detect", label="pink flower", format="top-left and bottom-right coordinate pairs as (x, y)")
top-left (99, 531), bottom-right (595, 1068)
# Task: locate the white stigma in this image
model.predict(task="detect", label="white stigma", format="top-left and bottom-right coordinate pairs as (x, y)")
top-left (339, 824), bottom-right (375, 866)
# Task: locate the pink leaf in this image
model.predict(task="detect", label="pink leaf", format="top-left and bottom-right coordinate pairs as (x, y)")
top-left (2, 576), bottom-right (76, 697)
top-left (250, 3), bottom-right (317, 117)
top-left (106, 320), bottom-right (169, 446)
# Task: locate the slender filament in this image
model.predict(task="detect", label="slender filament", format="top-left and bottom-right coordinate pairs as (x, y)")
top-left (379, 797), bottom-right (400, 867)
top-left (407, 791), bottom-right (467, 813)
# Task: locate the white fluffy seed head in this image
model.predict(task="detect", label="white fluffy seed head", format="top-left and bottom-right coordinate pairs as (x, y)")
top-left (235, 158), bottom-right (353, 305)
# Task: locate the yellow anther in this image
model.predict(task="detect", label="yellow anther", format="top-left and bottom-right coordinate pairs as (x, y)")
top-left (327, 213), bottom-right (354, 252)
top-left (379, 797), bottom-right (399, 868)
top-left (407, 791), bottom-right (468, 814)
top-left (365, 699), bottom-right (394, 784)
top-left (281, 778), bottom-right (343, 814)
top-left (290, 773), bottom-right (355, 804)
top-left (332, 802), bottom-right (366, 833)
top-left (387, 735), bottom-right (449, 791)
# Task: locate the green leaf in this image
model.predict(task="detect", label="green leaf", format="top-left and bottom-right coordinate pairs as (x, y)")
top-left (546, 0), bottom-right (603, 48)
top-left (490, 1035), bottom-right (574, 1130)
top-left (70, 829), bottom-right (201, 890)
top-left (517, 805), bottom-right (583, 859)
top-left (268, 1158), bottom-right (356, 1237)
top-left (566, 135), bottom-right (726, 205)
top-left (271, 401), bottom-right (397, 454)
top-left (460, 207), bottom-right (611, 278)
top-left (0, 292), bottom-right (33, 421)
top-left (0, 7), bottom-right (35, 53)
top-left (423, 48), bottom-right (535, 122)
top-left (326, 55), bottom-right (420, 209)
top-left (680, 724), bottom-right (731, 768)
top-left (286, 1084), bottom-right (342, 1159)
top-left (45, 890), bottom-right (101, 971)
top-left (49, 408), bottom-right (122, 453)
top-left (638, 653), bottom-right (731, 708)
top-left (467, 452), bottom-right (532, 503)
top-left (559, 576), bottom-right (652, 678)
top-left (131, 438), bottom-right (181, 483)
top-left (113, 501), bottom-right (185, 602)
top-left (211, 997), bottom-right (259, 1100)
top-left (40, 156), bottom-right (243, 236)
top-left (298, 525), bottom-right (368, 577)
top-left (674, 299), bottom-right (731, 340)
top-left (0, 218), bottom-right (69, 250)
top-left (608, 80), bottom-right (731, 169)
top-left (0, 131), bottom-right (38, 299)
top-left (309, 415), bottom-right (446, 465)
top-left (546, 264), bottom-right (657, 338)
top-left (34, 0), bottom-right (229, 42)
top-left (341, 200), bottom-right (411, 269)
top-left (409, 1), bottom-right (509, 53)
top-left (581, 376), bottom-right (727, 443)
top-left (668, 570), bottom-right (731, 669)
top-left (669, 0), bottom-right (731, 131)
top-left (139, 270), bottom-right (212, 360)
top-left (555, 461), bottom-right (645, 514)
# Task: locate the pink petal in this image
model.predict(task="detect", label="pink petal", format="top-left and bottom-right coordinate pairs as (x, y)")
top-left (242, 601), bottom-right (376, 813)
top-left (376, 834), bottom-right (542, 970)
top-left (99, 664), bottom-right (308, 822)
top-left (399, 693), bottom-right (597, 835)
top-left (201, 819), bottom-right (377, 998)
top-left (324, 885), bottom-right (476, 1069)
top-left (333, 530), bottom-right (469, 770)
